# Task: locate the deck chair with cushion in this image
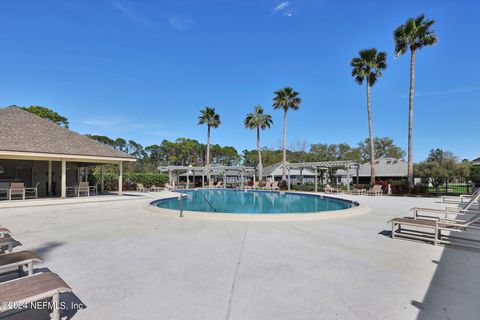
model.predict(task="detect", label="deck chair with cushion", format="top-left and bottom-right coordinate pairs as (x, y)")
top-left (368, 184), bottom-right (383, 196)
top-left (215, 181), bottom-right (223, 189)
top-left (390, 212), bottom-right (480, 247)
top-left (0, 227), bottom-right (11, 237)
top-left (0, 251), bottom-right (41, 276)
top-left (0, 272), bottom-right (72, 320)
top-left (9, 183), bottom-right (25, 201)
top-left (262, 181), bottom-right (272, 190)
top-left (149, 185), bottom-right (162, 192)
top-left (245, 181), bottom-right (258, 190)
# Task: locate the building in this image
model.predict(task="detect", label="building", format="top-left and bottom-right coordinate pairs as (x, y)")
top-left (263, 162), bottom-right (317, 183)
top-left (473, 157), bottom-right (480, 165)
top-left (0, 106), bottom-right (135, 198)
top-left (337, 158), bottom-right (407, 184)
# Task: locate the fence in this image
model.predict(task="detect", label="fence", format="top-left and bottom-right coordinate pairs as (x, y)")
top-left (417, 178), bottom-right (475, 195)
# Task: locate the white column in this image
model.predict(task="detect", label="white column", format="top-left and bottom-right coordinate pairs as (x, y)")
top-left (100, 165), bottom-right (105, 193)
top-left (314, 167), bottom-right (318, 193)
top-left (346, 165), bottom-right (351, 192)
top-left (287, 168), bottom-right (291, 191)
top-left (47, 160), bottom-right (52, 196)
top-left (118, 161), bottom-right (123, 196)
top-left (61, 159), bottom-right (66, 198)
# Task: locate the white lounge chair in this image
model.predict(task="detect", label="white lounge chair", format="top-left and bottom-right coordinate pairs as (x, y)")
top-left (9, 183), bottom-right (25, 200)
top-left (368, 185), bottom-right (383, 196)
top-left (441, 188), bottom-right (480, 204)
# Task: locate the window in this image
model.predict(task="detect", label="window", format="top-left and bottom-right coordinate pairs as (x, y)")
top-left (0, 164), bottom-right (5, 175)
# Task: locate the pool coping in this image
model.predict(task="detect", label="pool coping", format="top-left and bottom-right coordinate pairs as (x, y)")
top-left (143, 189), bottom-right (370, 221)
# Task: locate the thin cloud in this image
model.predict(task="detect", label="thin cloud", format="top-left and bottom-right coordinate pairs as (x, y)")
top-left (167, 14), bottom-right (196, 30)
top-left (415, 87), bottom-right (480, 97)
top-left (272, 1), bottom-right (290, 16)
top-left (110, 1), bottom-right (153, 25)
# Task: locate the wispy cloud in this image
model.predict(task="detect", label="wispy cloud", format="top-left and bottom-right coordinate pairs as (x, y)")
top-left (415, 86), bottom-right (480, 97)
top-left (110, 1), bottom-right (153, 25)
top-left (272, 1), bottom-right (292, 16)
top-left (167, 14), bottom-right (196, 30)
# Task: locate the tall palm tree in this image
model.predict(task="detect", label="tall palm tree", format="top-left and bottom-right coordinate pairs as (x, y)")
top-left (198, 107), bottom-right (221, 181)
top-left (394, 14), bottom-right (438, 190)
top-left (244, 106), bottom-right (273, 181)
top-left (273, 87), bottom-right (301, 180)
top-left (351, 48), bottom-right (387, 186)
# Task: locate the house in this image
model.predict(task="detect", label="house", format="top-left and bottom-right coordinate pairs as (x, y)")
top-left (263, 162), bottom-right (317, 184)
top-left (473, 157), bottom-right (480, 165)
top-left (336, 158), bottom-right (407, 184)
top-left (0, 106), bottom-right (135, 198)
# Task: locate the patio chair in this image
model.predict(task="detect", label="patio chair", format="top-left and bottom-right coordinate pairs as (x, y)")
top-left (262, 181), bottom-right (272, 190)
top-left (0, 182), bottom-right (9, 200)
top-left (390, 212), bottom-right (480, 247)
top-left (215, 181), bottom-right (223, 189)
top-left (441, 188), bottom-right (479, 204)
top-left (9, 183), bottom-right (25, 201)
top-left (271, 181), bottom-right (280, 191)
top-left (367, 185), bottom-right (383, 196)
top-left (350, 188), bottom-right (366, 195)
top-left (0, 272), bottom-right (73, 320)
top-left (25, 182), bottom-right (39, 199)
top-left (76, 182), bottom-right (90, 197)
top-left (136, 183), bottom-right (149, 192)
top-left (150, 185), bottom-right (162, 192)
top-left (0, 250), bottom-right (41, 276)
top-left (245, 181), bottom-right (259, 190)
top-left (324, 184), bottom-right (340, 194)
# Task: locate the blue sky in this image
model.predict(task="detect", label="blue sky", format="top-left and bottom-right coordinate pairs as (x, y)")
top-left (1, 0), bottom-right (478, 161)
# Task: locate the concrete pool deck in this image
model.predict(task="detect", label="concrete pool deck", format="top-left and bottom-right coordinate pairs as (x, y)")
top-left (0, 192), bottom-right (479, 319)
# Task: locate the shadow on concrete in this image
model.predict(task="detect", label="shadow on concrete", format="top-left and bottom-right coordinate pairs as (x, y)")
top-left (32, 241), bottom-right (64, 260)
top-left (413, 244), bottom-right (480, 319)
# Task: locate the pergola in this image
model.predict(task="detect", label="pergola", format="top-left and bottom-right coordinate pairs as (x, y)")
top-left (286, 161), bottom-right (359, 192)
top-left (158, 165), bottom-right (255, 188)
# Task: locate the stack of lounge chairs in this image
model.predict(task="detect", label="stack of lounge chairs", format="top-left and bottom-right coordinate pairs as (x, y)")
top-left (389, 191), bottom-right (480, 248)
top-left (0, 227), bottom-right (77, 319)
top-left (441, 187), bottom-right (479, 204)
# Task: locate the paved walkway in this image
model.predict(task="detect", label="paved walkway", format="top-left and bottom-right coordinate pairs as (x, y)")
top-left (0, 193), bottom-right (479, 319)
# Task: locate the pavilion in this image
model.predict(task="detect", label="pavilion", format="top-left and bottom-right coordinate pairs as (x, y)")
top-left (0, 106), bottom-right (135, 199)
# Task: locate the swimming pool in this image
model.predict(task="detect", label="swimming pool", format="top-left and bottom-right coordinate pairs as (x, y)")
top-left (154, 189), bottom-right (356, 214)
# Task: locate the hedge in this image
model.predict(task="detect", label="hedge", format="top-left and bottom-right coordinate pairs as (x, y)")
top-left (88, 173), bottom-right (169, 191)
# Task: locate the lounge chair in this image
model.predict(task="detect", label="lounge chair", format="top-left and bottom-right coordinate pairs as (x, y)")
top-left (350, 188), bottom-right (366, 195)
top-left (271, 181), bottom-right (280, 191)
top-left (390, 212), bottom-right (480, 247)
top-left (441, 188), bottom-right (479, 204)
top-left (245, 181), bottom-right (259, 190)
top-left (0, 237), bottom-right (15, 253)
top-left (324, 184), bottom-right (340, 194)
top-left (367, 184), bottom-right (383, 196)
top-left (9, 183), bottom-right (25, 201)
top-left (136, 183), bottom-right (149, 192)
top-left (0, 272), bottom-right (72, 320)
top-left (0, 250), bottom-right (41, 276)
top-left (150, 185), bottom-right (162, 192)
top-left (163, 183), bottom-right (174, 191)
top-left (411, 192), bottom-right (480, 220)
top-left (214, 181), bottom-right (223, 189)
top-left (262, 181), bottom-right (272, 190)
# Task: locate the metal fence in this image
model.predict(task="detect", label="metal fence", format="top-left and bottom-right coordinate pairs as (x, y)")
top-left (417, 178), bottom-right (475, 195)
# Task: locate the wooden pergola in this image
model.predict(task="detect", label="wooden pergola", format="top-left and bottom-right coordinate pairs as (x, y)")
top-left (158, 165), bottom-right (255, 188)
top-left (286, 161), bottom-right (359, 192)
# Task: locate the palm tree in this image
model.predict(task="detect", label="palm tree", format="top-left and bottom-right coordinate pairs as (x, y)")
top-left (394, 14), bottom-right (438, 190)
top-left (244, 106), bottom-right (273, 181)
top-left (198, 107), bottom-right (221, 181)
top-left (273, 87), bottom-right (301, 180)
top-left (351, 48), bottom-right (387, 186)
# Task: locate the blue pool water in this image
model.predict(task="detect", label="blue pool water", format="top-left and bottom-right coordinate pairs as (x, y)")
top-left (154, 189), bottom-right (355, 214)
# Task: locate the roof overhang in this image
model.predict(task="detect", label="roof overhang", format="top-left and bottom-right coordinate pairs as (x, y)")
top-left (0, 150), bottom-right (136, 164)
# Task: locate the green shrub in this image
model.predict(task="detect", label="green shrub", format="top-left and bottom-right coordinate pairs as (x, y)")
top-left (88, 173), bottom-right (169, 191)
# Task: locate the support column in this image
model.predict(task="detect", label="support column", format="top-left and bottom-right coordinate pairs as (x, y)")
top-left (193, 171), bottom-right (196, 188)
top-left (85, 168), bottom-right (88, 183)
top-left (186, 171), bottom-right (190, 189)
top-left (118, 161), bottom-right (123, 196)
top-left (314, 167), bottom-right (318, 193)
top-left (346, 165), bottom-right (351, 192)
top-left (287, 168), bottom-right (291, 191)
top-left (47, 160), bottom-right (52, 196)
top-left (61, 159), bottom-right (66, 199)
top-left (223, 172), bottom-right (226, 188)
top-left (202, 172), bottom-right (205, 188)
top-left (240, 170), bottom-right (244, 188)
top-left (100, 165), bottom-right (105, 193)
top-left (169, 170), bottom-right (172, 185)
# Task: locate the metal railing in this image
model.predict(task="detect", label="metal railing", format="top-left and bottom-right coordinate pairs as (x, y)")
top-left (200, 192), bottom-right (216, 212)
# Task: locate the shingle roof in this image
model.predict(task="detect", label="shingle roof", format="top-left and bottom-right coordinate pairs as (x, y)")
top-left (337, 158), bottom-right (407, 177)
top-left (0, 106), bottom-right (134, 160)
top-left (473, 157), bottom-right (480, 165)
